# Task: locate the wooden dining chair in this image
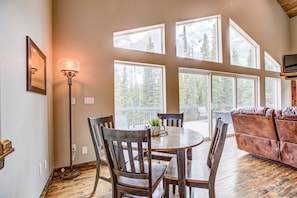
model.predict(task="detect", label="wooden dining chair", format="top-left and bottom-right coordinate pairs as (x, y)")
top-left (153, 113), bottom-right (192, 161)
top-left (157, 113), bottom-right (184, 127)
top-left (163, 117), bottom-right (228, 198)
top-left (100, 126), bottom-right (167, 198)
top-left (88, 115), bottom-right (114, 194)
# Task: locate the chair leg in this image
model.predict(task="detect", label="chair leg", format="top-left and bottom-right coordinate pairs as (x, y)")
top-left (117, 191), bottom-right (122, 198)
top-left (209, 185), bottom-right (215, 198)
top-left (92, 161), bottom-right (101, 194)
top-left (187, 148), bottom-right (192, 160)
top-left (112, 184), bottom-right (118, 198)
top-left (163, 179), bottom-right (170, 198)
top-left (189, 186), bottom-right (192, 197)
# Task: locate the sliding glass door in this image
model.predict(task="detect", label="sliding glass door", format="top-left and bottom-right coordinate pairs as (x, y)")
top-left (179, 68), bottom-right (258, 139)
top-left (179, 70), bottom-right (210, 138)
top-left (212, 75), bottom-right (234, 135)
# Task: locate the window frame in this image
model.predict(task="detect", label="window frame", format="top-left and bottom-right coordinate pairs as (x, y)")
top-left (229, 19), bottom-right (260, 69)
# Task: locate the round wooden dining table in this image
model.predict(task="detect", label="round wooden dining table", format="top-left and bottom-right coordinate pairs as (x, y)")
top-left (150, 126), bottom-right (204, 198)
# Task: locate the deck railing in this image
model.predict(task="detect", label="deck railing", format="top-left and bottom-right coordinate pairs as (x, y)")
top-left (115, 105), bottom-right (233, 128)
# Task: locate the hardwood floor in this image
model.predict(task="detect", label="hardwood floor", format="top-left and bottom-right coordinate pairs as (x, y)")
top-left (42, 137), bottom-right (297, 198)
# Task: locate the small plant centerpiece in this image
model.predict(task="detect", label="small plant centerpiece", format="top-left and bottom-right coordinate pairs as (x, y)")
top-left (149, 117), bottom-right (161, 137)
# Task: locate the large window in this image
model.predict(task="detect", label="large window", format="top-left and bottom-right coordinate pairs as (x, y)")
top-left (265, 51), bottom-right (280, 72)
top-left (229, 19), bottom-right (260, 69)
top-left (114, 61), bottom-right (165, 128)
top-left (113, 24), bottom-right (165, 54)
top-left (265, 77), bottom-right (281, 109)
top-left (176, 15), bottom-right (222, 63)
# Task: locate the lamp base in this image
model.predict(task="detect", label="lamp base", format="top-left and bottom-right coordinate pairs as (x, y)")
top-left (61, 167), bottom-right (81, 180)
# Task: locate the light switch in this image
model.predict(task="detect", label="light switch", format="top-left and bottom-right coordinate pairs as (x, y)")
top-left (82, 146), bottom-right (88, 154)
top-left (84, 97), bottom-right (95, 104)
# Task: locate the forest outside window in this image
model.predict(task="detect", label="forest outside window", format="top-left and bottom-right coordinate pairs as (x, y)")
top-left (114, 61), bottom-right (165, 129)
top-left (229, 19), bottom-right (260, 69)
top-left (176, 15), bottom-right (222, 63)
top-left (265, 77), bottom-right (281, 109)
top-left (265, 51), bottom-right (280, 72)
top-left (113, 24), bottom-right (165, 54)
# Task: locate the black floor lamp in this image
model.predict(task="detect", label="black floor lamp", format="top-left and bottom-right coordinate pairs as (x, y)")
top-left (58, 58), bottom-right (81, 180)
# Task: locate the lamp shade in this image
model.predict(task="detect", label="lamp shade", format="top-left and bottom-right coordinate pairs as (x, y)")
top-left (58, 58), bottom-right (80, 72)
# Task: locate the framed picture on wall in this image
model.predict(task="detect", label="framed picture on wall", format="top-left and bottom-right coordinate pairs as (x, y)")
top-left (26, 36), bottom-right (46, 95)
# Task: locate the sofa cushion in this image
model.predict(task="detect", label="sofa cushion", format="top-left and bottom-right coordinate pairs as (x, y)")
top-left (276, 106), bottom-right (297, 121)
top-left (279, 142), bottom-right (297, 167)
top-left (235, 133), bottom-right (280, 161)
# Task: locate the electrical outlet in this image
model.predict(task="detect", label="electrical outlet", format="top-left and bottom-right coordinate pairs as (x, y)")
top-left (44, 159), bottom-right (47, 171)
top-left (72, 144), bottom-right (76, 152)
top-left (39, 163), bottom-right (42, 175)
top-left (82, 146), bottom-right (88, 154)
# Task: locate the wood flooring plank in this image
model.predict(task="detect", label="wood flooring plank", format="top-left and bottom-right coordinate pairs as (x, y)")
top-left (42, 137), bottom-right (297, 198)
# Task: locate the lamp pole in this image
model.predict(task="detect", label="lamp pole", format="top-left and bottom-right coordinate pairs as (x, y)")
top-left (58, 59), bottom-right (81, 180)
top-left (66, 71), bottom-right (75, 171)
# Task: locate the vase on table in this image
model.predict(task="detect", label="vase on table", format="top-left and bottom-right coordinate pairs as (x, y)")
top-left (151, 126), bottom-right (161, 137)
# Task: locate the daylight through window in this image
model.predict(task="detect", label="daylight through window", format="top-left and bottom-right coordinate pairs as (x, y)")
top-left (176, 15), bottom-right (222, 63)
top-left (229, 19), bottom-right (260, 69)
top-left (113, 24), bottom-right (165, 54)
top-left (265, 77), bottom-right (281, 109)
top-left (114, 61), bottom-right (165, 128)
top-left (265, 51), bottom-right (280, 72)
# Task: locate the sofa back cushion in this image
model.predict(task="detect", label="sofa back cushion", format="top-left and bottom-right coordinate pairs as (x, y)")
top-left (231, 107), bottom-right (278, 140)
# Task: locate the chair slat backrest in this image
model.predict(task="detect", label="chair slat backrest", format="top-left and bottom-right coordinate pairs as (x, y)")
top-left (88, 115), bottom-right (114, 162)
top-left (157, 113), bottom-right (184, 127)
top-left (207, 117), bottom-right (228, 181)
top-left (100, 127), bottom-right (153, 188)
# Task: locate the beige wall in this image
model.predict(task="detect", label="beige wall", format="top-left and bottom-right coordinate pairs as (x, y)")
top-left (290, 16), bottom-right (297, 52)
top-left (289, 16), bottom-right (297, 107)
top-left (0, 0), bottom-right (53, 197)
top-left (53, 0), bottom-right (291, 167)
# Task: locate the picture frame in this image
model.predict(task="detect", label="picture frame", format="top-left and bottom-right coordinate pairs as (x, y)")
top-left (26, 36), bottom-right (46, 95)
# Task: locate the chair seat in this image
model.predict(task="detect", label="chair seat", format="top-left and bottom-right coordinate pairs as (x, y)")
top-left (118, 163), bottom-right (167, 190)
top-left (164, 157), bottom-right (210, 183)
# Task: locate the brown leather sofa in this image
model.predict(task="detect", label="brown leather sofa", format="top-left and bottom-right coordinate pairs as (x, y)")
top-left (231, 106), bottom-right (297, 168)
